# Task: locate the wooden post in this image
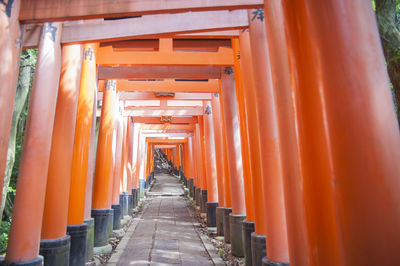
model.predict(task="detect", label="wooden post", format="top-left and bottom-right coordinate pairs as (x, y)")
top-left (5, 22), bottom-right (62, 264)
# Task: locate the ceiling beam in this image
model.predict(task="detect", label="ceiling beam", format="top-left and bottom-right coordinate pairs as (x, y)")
top-left (141, 124), bottom-right (195, 131)
top-left (98, 80), bottom-right (219, 93)
top-left (98, 92), bottom-right (212, 101)
top-left (20, 0), bottom-right (263, 23)
top-left (132, 117), bottom-right (198, 124)
top-left (146, 138), bottom-right (188, 144)
top-left (98, 66), bottom-right (222, 80)
top-left (122, 108), bottom-right (203, 116)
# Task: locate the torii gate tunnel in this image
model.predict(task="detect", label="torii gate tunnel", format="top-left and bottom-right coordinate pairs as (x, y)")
top-left (1, 1), bottom-right (400, 266)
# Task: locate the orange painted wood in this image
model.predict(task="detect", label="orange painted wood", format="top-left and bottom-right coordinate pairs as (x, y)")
top-left (197, 116), bottom-right (208, 190)
top-left (123, 108), bottom-right (203, 117)
top-left (246, 12), bottom-right (288, 262)
top-left (132, 116), bottom-right (198, 124)
top-left (101, 92), bottom-right (211, 101)
top-left (41, 44), bottom-right (82, 240)
top-left (6, 22), bottom-right (62, 263)
top-left (146, 138), bottom-right (188, 144)
top-left (203, 102), bottom-right (218, 203)
top-left (238, 31), bottom-right (266, 235)
top-left (194, 124), bottom-right (205, 189)
top-left (92, 80), bottom-right (117, 209)
top-left (98, 79), bottom-right (219, 93)
top-left (0, 0), bottom-right (21, 207)
top-left (67, 43), bottom-right (98, 225)
top-left (141, 124), bottom-right (195, 131)
top-left (219, 95), bottom-right (232, 208)
top-left (231, 37), bottom-right (254, 222)
top-left (211, 94), bottom-right (225, 207)
top-left (112, 115), bottom-right (123, 205)
top-left (97, 45), bottom-right (234, 66)
top-left (20, 0), bottom-right (261, 23)
top-left (98, 66), bottom-right (221, 80)
top-left (220, 70), bottom-right (245, 215)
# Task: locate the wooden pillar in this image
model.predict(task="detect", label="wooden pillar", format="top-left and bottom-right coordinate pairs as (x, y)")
top-left (0, 0), bottom-right (22, 202)
top-left (231, 38), bottom-right (255, 222)
top-left (246, 10), bottom-right (289, 265)
top-left (6, 22), bottom-right (62, 264)
top-left (220, 111), bottom-right (232, 209)
top-left (281, 0), bottom-right (400, 265)
top-left (68, 43), bottom-right (98, 225)
top-left (220, 70), bottom-right (246, 216)
top-left (112, 114), bottom-right (123, 206)
top-left (198, 116), bottom-right (207, 190)
top-left (40, 44), bottom-right (82, 263)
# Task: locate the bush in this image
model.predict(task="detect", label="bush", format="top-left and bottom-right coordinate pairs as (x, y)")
top-left (0, 219), bottom-right (11, 254)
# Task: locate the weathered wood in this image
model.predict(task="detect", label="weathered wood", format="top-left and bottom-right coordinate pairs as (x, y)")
top-left (20, 0), bottom-right (262, 23)
top-left (98, 91), bottom-right (212, 101)
top-left (132, 116), bottom-right (198, 124)
top-left (98, 66), bottom-right (221, 79)
top-left (123, 107), bottom-right (203, 116)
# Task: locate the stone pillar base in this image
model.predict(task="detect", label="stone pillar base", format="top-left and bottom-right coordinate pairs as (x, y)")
top-left (242, 220), bottom-right (255, 266)
top-left (119, 194), bottom-right (128, 217)
top-left (84, 218), bottom-right (94, 262)
top-left (200, 189), bottom-right (208, 213)
top-left (195, 188), bottom-right (201, 206)
top-left (262, 257), bottom-right (290, 266)
top-left (188, 178), bottom-right (194, 198)
top-left (39, 235), bottom-right (70, 266)
top-left (230, 214), bottom-right (246, 257)
top-left (91, 209), bottom-right (111, 247)
top-left (67, 223), bottom-right (88, 266)
top-left (131, 188), bottom-right (137, 208)
top-left (206, 202), bottom-right (218, 227)
top-left (108, 209), bottom-right (114, 237)
top-left (111, 204), bottom-right (121, 230)
top-left (222, 207), bottom-right (232, 243)
top-left (251, 232), bottom-right (266, 266)
top-left (216, 207), bottom-right (225, 236)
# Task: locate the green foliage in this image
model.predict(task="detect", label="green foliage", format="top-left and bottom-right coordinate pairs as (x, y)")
top-left (0, 219), bottom-right (11, 254)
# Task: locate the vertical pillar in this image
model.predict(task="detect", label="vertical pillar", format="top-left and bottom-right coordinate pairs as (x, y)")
top-left (220, 69), bottom-right (246, 247)
top-left (281, 0), bottom-right (400, 265)
top-left (203, 101), bottom-right (219, 227)
top-left (246, 10), bottom-right (289, 266)
top-left (5, 22), bottom-right (62, 265)
top-left (67, 43), bottom-right (98, 266)
top-left (111, 111), bottom-right (123, 231)
top-left (0, 0), bottom-right (22, 202)
top-left (40, 44), bottom-right (82, 266)
top-left (91, 80), bottom-right (117, 251)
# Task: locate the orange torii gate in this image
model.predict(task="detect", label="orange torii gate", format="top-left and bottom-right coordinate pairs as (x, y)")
top-left (1, 1), bottom-right (400, 266)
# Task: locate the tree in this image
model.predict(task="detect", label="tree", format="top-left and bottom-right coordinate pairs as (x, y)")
top-left (375, 0), bottom-right (400, 123)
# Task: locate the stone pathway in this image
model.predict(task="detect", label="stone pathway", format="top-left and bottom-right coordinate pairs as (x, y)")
top-left (108, 174), bottom-right (215, 266)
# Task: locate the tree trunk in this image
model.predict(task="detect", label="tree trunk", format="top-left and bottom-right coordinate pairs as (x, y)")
top-left (375, 0), bottom-right (400, 125)
top-left (0, 64), bottom-right (32, 221)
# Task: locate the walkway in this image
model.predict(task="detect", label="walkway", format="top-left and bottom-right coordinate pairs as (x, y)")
top-left (108, 173), bottom-right (215, 266)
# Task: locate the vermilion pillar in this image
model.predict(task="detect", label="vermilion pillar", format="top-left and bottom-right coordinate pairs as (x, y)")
top-left (282, 1), bottom-right (400, 265)
top-left (67, 43), bottom-right (98, 266)
top-left (247, 10), bottom-right (289, 265)
top-left (231, 38), bottom-right (255, 226)
top-left (203, 101), bottom-right (219, 227)
top-left (40, 44), bottom-right (82, 264)
top-left (92, 80), bottom-right (117, 249)
top-left (220, 69), bottom-right (246, 249)
top-left (5, 22), bottom-right (62, 265)
top-left (0, 0), bottom-right (21, 203)
top-left (111, 112), bottom-right (123, 231)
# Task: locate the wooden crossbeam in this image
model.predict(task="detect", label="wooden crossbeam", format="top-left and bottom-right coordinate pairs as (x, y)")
top-left (122, 108), bottom-right (203, 116)
top-left (22, 10), bottom-right (247, 47)
top-left (98, 92), bottom-right (212, 101)
top-left (98, 80), bottom-right (219, 93)
top-left (98, 66), bottom-right (222, 79)
top-left (146, 138), bottom-right (188, 144)
top-left (141, 124), bottom-right (195, 131)
top-left (20, 0), bottom-right (262, 23)
top-left (132, 117), bottom-right (198, 124)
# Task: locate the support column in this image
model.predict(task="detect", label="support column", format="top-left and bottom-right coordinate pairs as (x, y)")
top-left (5, 22), bottom-right (62, 265)
top-left (220, 69), bottom-right (246, 246)
top-left (91, 80), bottom-right (117, 253)
top-left (112, 112), bottom-right (123, 231)
top-left (281, 1), bottom-right (400, 265)
top-left (67, 43), bottom-right (98, 266)
top-left (203, 102), bottom-right (219, 228)
top-left (211, 94), bottom-right (226, 237)
top-left (40, 44), bottom-right (82, 266)
top-left (0, 0), bottom-right (22, 203)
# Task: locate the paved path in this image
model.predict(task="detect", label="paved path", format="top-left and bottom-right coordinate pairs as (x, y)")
top-left (108, 174), bottom-right (214, 266)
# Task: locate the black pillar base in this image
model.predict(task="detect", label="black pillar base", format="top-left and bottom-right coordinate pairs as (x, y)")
top-left (39, 235), bottom-right (70, 266)
top-left (188, 178), bottom-right (194, 198)
top-left (216, 207), bottom-right (224, 236)
top-left (67, 223), bottom-right (88, 266)
top-left (251, 232), bottom-right (266, 266)
top-left (222, 207), bottom-right (232, 243)
top-left (83, 218), bottom-right (94, 262)
top-left (195, 188), bottom-right (201, 206)
top-left (108, 209), bottom-right (114, 237)
top-left (0, 257), bottom-right (43, 265)
top-left (131, 188), bottom-right (137, 208)
top-left (91, 209), bottom-right (111, 247)
top-left (119, 194), bottom-right (128, 217)
top-left (242, 220), bottom-right (255, 266)
top-left (262, 257), bottom-right (290, 266)
top-left (206, 202), bottom-right (218, 227)
top-left (200, 189), bottom-right (208, 213)
top-left (127, 194), bottom-right (133, 214)
top-left (111, 204), bottom-right (121, 230)
top-left (230, 214), bottom-right (246, 257)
